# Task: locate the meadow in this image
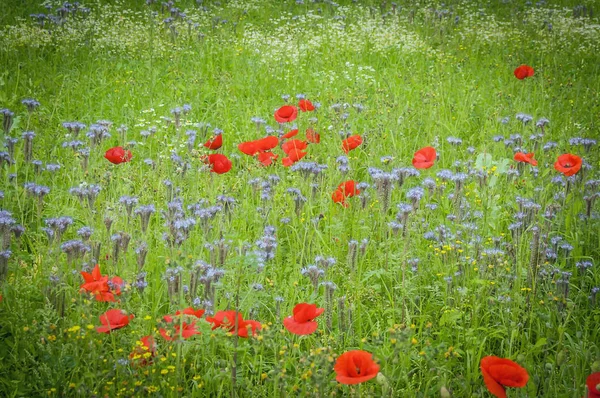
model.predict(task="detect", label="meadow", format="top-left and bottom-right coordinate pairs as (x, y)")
top-left (0, 0), bottom-right (599, 396)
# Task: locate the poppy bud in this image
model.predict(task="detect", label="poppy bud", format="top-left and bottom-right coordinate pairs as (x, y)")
top-left (592, 360), bottom-right (600, 372)
top-left (440, 386), bottom-right (451, 397)
top-left (545, 363), bottom-right (553, 372)
top-left (376, 373), bottom-right (390, 389)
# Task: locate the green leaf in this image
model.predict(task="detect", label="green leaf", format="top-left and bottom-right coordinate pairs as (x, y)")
top-left (439, 310), bottom-right (461, 327)
top-left (475, 153), bottom-right (493, 169)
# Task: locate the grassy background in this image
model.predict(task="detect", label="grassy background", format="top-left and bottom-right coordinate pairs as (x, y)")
top-left (0, 0), bottom-right (599, 396)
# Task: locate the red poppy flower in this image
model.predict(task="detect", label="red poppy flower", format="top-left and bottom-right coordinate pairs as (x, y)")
top-left (306, 128), bottom-right (320, 144)
top-left (282, 139), bottom-right (308, 155)
top-left (332, 180), bottom-right (360, 207)
top-left (282, 148), bottom-right (307, 167)
top-left (159, 309), bottom-right (203, 341)
top-left (587, 372), bottom-right (600, 398)
top-left (104, 146), bottom-right (132, 164)
top-left (338, 180), bottom-right (359, 197)
top-left (334, 350), bottom-right (380, 385)
top-left (274, 105), bottom-right (298, 123)
top-left (130, 335), bottom-right (156, 366)
top-left (206, 310), bottom-right (261, 338)
top-left (480, 356), bottom-right (529, 398)
top-left (80, 264), bottom-right (108, 294)
top-left (412, 146), bottom-right (437, 169)
top-left (554, 153), bottom-right (582, 177)
top-left (514, 65), bottom-right (535, 80)
top-left (281, 129), bottom-right (299, 140)
top-left (257, 151), bottom-right (278, 166)
top-left (238, 136), bottom-right (279, 156)
top-left (205, 154), bottom-right (232, 174)
top-left (237, 319), bottom-right (261, 338)
top-left (80, 264), bottom-right (122, 302)
top-left (513, 152), bottom-right (538, 166)
top-left (204, 133), bottom-right (223, 150)
top-left (206, 310), bottom-right (241, 331)
top-left (283, 303), bottom-right (324, 335)
top-left (159, 321), bottom-right (200, 341)
top-left (298, 99), bottom-right (315, 112)
top-left (96, 309), bottom-right (134, 333)
top-left (342, 135), bottom-right (363, 154)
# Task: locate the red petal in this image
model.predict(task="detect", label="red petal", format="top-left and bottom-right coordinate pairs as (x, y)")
top-left (342, 135), bottom-right (362, 153)
top-left (480, 356), bottom-right (528, 397)
top-left (282, 157), bottom-right (294, 167)
top-left (176, 307), bottom-right (205, 319)
top-left (481, 366), bottom-right (507, 398)
top-left (298, 99), bottom-right (315, 112)
top-left (256, 136), bottom-right (279, 152)
top-left (283, 317), bottom-right (318, 335)
top-left (97, 309), bottom-right (132, 333)
top-left (80, 271), bottom-right (94, 284)
top-left (204, 134), bottom-right (223, 150)
top-left (207, 154), bottom-right (232, 174)
top-left (257, 151), bottom-right (278, 166)
top-left (282, 139), bottom-right (307, 155)
top-left (488, 364), bottom-right (528, 387)
top-left (238, 142), bottom-right (258, 156)
top-left (159, 328), bottom-right (173, 341)
top-left (238, 320), bottom-right (261, 337)
top-left (587, 372), bottom-right (600, 397)
top-left (207, 310), bottom-right (242, 331)
top-left (141, 335), bottom-right (156, 352)
top-left (288, 148), bottom-right (307, 162)
top-left (91, 264), bottom-right (102, 280)
top-left (292, 303), bottom-right (319, 323)
top-left (95, 291), bottom-right (116, 302)
top-left (179, 322), bottom-right (200, 339)
top-left (281, 129), bottom-right (298, 140)
top-left (306, 128), bottom-right (320, 144)
top-left (332, 189), bottom-right (345, 204)
top-left (513, 152), bottom-right (537, 166)
top-left (341, 180), bottom-right (359, 197)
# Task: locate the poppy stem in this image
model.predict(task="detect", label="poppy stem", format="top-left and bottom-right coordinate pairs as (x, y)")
top-left (231, 249), bottom-right (242, 398)
top-left (401, 238), bottom-right (408, 324)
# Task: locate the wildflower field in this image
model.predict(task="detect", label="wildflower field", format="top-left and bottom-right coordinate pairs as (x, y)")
top-left (1, 0), bottom-right (599, 396)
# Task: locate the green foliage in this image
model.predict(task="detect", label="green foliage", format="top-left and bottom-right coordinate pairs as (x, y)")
top-left (0, 0), bottom-right (599, 397)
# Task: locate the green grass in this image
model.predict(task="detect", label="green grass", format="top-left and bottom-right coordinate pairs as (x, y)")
top-left (0, 0), bottom-right (599, 396)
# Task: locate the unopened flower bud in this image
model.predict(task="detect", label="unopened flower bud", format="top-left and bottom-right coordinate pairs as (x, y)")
top-left (440, 386), bottom-right (451, 397)
top-left (376, 372), bottom-right (389, 389)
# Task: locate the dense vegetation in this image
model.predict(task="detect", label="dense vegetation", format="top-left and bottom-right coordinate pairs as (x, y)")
top-left (0, 0), bottom-right (599, 396)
